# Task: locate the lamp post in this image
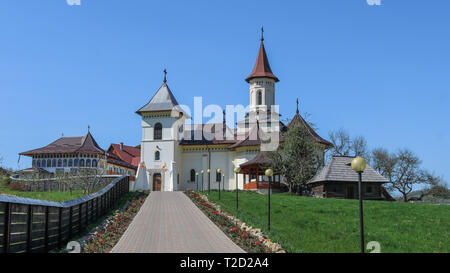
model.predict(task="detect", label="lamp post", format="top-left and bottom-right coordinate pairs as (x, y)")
top-left (201, 170), bottom-right (204, 191)
top-left (265, 168), bottom-right (274, 232)
top-left (196, 172), bottom-right (199, 191)
top-left (234, 167), bottom-right (240, 210)
top-left (217, 168), bottom-right (222, 200)
top-left (207, 169), bottom-right (211, 195)
top-left (351, 157), bottom-right (367, 253)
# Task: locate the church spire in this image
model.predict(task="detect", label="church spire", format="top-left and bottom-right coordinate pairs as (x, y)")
top-left (245, 29), bottom-right (279, 83)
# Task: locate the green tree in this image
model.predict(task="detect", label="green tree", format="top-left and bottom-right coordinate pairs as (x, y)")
top-left (267, 123), bottom-right (322, 194)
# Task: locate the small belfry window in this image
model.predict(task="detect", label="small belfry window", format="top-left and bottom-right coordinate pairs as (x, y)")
top-left (190, 169), bottom-right (196, 182)
top-left (154, 123), bottom-right (162, 140)
top-left (257, 90), bottom-right (262, 105)
top-left (155, 151), bottom-right (160, 161)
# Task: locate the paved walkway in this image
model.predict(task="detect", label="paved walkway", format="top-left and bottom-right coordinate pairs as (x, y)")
top-left (111, 191), bottom-right (244, 253)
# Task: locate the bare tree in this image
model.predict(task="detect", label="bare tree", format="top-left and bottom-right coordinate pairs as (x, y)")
top-left (327, 129), bottom-right (370, 161)
top-left (372, 148), bottom-right (438, 202)
top-left (71, 167), bottom-right (106, 195)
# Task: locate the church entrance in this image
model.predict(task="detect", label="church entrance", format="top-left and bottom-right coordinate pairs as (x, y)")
top-left (153, 173), bottom-right (162, 191)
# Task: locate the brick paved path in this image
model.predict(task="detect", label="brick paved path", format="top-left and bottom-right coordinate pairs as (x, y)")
top-left (111, 191), bottom-right (245, 253)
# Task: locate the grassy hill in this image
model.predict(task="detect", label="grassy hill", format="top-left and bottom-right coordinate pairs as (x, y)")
top-left (202, 190), bottom-right (450, 253)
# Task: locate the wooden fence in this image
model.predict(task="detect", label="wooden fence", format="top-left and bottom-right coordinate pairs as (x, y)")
top-left (0, 175), bottom-right (129, 253)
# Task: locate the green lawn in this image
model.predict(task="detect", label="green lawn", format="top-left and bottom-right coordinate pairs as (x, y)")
top-left (0, 176), bottom-right (85, 202)
top-left (200, 190), bottom-right (450, 253)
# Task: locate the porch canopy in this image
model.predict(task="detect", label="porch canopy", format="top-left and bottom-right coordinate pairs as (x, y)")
top-left (239, 151), bottom-right (281, 190)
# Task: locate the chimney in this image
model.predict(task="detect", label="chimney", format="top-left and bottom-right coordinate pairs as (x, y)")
top-left (120, 142), bottom-right (123, 151)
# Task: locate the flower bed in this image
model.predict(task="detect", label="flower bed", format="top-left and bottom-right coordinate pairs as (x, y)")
top-left (186, 190), bottom-right (286, 253)
top-left (81, 190), bottom-right (149, 253)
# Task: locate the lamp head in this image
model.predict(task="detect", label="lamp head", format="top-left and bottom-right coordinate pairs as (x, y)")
top-left (217, 168), bottom-right (221, 173)
top-left (207, 169), bottom-right (210, 173)
top-left (265, 168), bottom-right (274, 177)
top-left (234, 167), bottom-right (241, 173)
top-left (201, 170), bottom-right (204, 174)
top-left (351, 157), bottom-right (367, 173)
top-left (196, 172), bottom-right (199, 176)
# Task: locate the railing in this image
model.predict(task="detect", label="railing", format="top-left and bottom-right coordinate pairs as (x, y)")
top-left (0, 175), bottom-right (129, 253)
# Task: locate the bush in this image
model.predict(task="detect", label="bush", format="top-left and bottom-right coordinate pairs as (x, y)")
top-left (8, 182), bottom-right (24, 191)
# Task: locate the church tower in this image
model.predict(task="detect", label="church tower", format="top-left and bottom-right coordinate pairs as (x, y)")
top-left (237, 28), bottom-right (280, 134)
top-left (135, 70), bottom-right (186, 191)
top-left (246, 27), bottom-right (279, 112)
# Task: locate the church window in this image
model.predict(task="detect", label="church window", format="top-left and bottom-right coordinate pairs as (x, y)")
top-left (74, 158), bottom-right (78, 167)
top-left (92, 159), bottom-right (98, 168)
top-left (37, 160), bottom-right (41, 167)
top-left (154, 123), bottom-right (162, 140)
top-left (190, 169), bottom-right (196, 182)
top-left (47, 159), bottom-right (51, 167)
top-left (155, 151), bottom-right (160, 161)
top-left (52, 159), bottom-right (56, 167)
top-left (68, 159), bottom-right (73, 167)
top-left (79, 159), bottom-right (85, 167)
top-left (257, 90), bottom-right (262, 105)
top-left (86, 159), bottom-right (91, 167)
top-left (41, 160), bottom-right (46, 168)
top-left (57, 159), bottom-right (62, 167)
top-left (63, 159), bottom-right (67, 167)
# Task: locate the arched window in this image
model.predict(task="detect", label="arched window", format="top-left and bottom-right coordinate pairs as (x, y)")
top-left (155, 151), bottom-right (160, 161)
top-left (216, 170), bottom-right (221, 182)
top-left (52, 159), bottom-right (56, 167)
top-left (86, 159), bottom-right (91, 167)
top-left (63, 159), bottom-right (67, 167)
top-left (37, 160), bottom-right (41, 167)
top-left (57, 159), bottom-right (62, 167)
top-left (68, 159), bottom-right (73, 167)
top-left (74, 158), bottom-right (78, 167)
top-left (47, 159), bottom-right (51, 167)
top-left (190, 169), bottom-right (196, 182)
top-left (154, 123), bottom-right (162, 140)
top-left (92, 159), bottom-right (98, 168)
top-left (79, 159), bottom-right (85, 167)
top-left (41, 160), bottom-right (46, 168)
top-left (257, 90), bottom-right (262, 105)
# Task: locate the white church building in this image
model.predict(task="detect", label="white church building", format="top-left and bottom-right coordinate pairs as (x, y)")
top-left (133, 32), bottom-right (332, 192)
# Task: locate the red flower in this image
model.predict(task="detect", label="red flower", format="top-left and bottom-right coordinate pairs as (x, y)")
top-left (268, 249), bottom-right (272, 252)
top-left (99, 239), bottom-right (103, 242)
top-left (255, 241), bottom-right (259, 245)
top-left (241, 233), bottom-right (246, 237)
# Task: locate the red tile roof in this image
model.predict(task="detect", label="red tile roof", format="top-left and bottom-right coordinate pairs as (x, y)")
top-left (107, 143), bottom-right (141, 167)
top-left (245, 40), bottom-right (279, 83)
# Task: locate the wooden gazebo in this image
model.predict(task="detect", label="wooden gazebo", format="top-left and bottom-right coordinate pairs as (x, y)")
top-left (239, 151), bottom-right (281, 190)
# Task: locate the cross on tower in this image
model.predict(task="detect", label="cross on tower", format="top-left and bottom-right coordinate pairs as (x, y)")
top-left (261, 26), bottom-right (264, 41)
top-left (296, 98), bottom-right (299, 114)
top-left (163, 69), bottom-right (167, 83)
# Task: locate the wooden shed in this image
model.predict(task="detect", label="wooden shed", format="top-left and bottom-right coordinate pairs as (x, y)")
top-left (308, 156), bottom-right (389, 200)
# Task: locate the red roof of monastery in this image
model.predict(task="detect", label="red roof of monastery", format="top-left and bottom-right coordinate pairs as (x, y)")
top-left (20, 131), bottom-right (105, 156)
top-left (245, 40), bottom-right (279, 83)
top-left (107, 143), bottom-right (141, 167)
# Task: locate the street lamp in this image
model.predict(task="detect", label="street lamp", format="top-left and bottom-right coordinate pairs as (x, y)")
top-left (207, 169), bottom-right (211, 195)
top-left (234, 167), bottom-right (240, 210)
top-left (196, 172), bottom-right (199, 191)
top-left (265, 168), bottom-right (274, 232)
top-left (351, 157), bottom-right (367, 253)
top-left (201, 170), bottom-right (204, 191)
top-left (217, 168), bottom-right (222, 200)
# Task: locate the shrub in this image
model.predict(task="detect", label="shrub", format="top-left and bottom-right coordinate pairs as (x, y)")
top-left (8, 182), bottom-right (24, 191)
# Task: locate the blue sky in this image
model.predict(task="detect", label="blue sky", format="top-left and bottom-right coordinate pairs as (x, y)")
top-left (0, 1), bottom-right (449, 184)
